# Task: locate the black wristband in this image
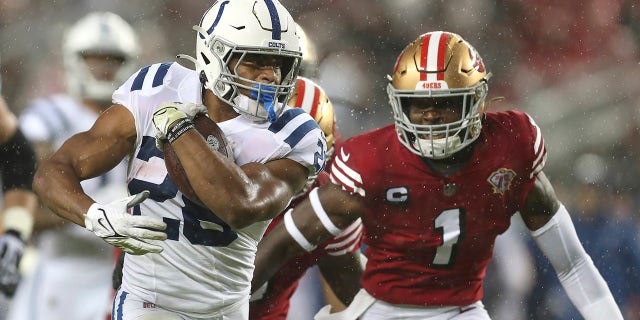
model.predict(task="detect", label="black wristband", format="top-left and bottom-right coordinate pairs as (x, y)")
top-left (3, 229), bottom-right (23, 242)
top-left (167, 118), bottom-right (195, 144)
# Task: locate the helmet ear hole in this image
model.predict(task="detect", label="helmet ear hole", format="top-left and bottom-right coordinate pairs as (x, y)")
top-left (200, 53), bottom-right (210, 65)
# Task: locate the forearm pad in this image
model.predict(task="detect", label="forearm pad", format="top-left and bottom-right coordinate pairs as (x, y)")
top-left (0, 129), bottom-right (36, 192)
top-left (531, 204), bottom-right (623, 320)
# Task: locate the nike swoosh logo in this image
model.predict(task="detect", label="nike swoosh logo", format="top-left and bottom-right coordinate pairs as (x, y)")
top-left (230, 25), bottom-right (245, 30)
top-left (97, 218), bottom-right (110, 230)
top-left (340, 147), bottom-right (351, 162)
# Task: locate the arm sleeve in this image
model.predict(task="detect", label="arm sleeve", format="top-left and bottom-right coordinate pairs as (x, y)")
top-left (530, 204), bottom-right (623, 319)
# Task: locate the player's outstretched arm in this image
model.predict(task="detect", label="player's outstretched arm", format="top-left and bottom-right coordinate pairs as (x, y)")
top-left (33, 105), bottom-right (167, 254)
top-left (520, 171), bottom-right (623, 320)
top-left (252, 183), bottom-right (363, 293)
top-left (33, 105), bottom-right (133, 225)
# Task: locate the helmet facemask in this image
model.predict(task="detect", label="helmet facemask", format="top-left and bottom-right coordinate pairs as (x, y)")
top-left (389, 81), bottom-right (487, 159)
top-left (387, 31), bottom-right (490, 159)
top-left (205, 39), bottom-right (301, 123)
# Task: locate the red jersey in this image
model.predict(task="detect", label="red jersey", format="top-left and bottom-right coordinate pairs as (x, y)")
top-left (250, 166), bottom-right (363, 319)
top-left (330, 110), bottom-right (546, 306)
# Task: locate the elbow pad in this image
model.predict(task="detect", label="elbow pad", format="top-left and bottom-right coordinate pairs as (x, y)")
top-left (531, 204), bottom-right (623, 320)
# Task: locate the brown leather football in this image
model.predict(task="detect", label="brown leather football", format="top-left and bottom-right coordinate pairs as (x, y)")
top-left (163, 113), bottom-right (231, 204)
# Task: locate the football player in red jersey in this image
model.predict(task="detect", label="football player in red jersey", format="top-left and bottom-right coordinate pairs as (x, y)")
top-left (249, 76), bottom-right (364, 320)
top-left (253, 31), bottom-right (623, 319)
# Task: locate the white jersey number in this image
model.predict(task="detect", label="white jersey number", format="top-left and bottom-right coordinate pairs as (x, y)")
top-left (432, 208), bottom-right (464, 268)
top-left (129, 136), bottom-right (238, 247)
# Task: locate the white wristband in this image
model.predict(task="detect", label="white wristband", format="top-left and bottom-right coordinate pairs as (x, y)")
top-left (2, 206), bottom-right (34, 241)
top-left (309, 187), bottom-right (341, 236)
top-left (284, 209), bottom-right (316, 252)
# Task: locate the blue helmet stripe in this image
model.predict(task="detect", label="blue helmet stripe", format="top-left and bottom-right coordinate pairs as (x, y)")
top-left (130, 65), bottom-right (150, 91)
top-left (199, 0), bottom-right (230, 39)
top-left (263, 0), bottom-right (281, 40)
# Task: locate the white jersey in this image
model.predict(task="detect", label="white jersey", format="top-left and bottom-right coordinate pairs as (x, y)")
top-left (112, 62), bottom-right (325, 318)
top-left (11, 95), bottom-right (128, 320)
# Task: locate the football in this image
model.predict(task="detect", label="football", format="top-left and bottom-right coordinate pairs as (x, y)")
top-left (163, 113), bottom-right (232, 205)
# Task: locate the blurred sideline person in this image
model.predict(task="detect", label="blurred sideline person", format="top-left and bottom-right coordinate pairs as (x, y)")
top-left (253, 31), bottom-right (622, 319)
top-left (249, 76), bottom-right (364, 320)
top-left (527, 173), bottom-right (640, 319)
top-left (7, 12), bottom-right (138, 320)
top-left (32, 0), bottom-right (325, 319)
top-left (0, 90), bottom-right (38, 319)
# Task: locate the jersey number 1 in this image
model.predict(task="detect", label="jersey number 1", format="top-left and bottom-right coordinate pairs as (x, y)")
top-left (432, 208), bottom-right (464, 268)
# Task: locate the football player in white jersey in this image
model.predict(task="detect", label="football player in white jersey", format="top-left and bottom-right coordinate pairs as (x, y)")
top-left (7, 11), bottom-right (138, 320)
top-left (33, 0), bottom-right (325, 319)
top-left (0, 89), bottom-right (38, 318)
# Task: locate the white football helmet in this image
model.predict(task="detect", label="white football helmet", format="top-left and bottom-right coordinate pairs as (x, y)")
top-left (296, 24), bottom-right (319, 78)
top-left (387, 31), bottom-right (490, 159)
top-left (186, 0), bottom-right (302, 123)
top-left (62, 12), bottom-right (139, 104)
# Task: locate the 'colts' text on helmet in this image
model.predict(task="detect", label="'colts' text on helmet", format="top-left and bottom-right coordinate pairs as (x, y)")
top-left (387, 31), bottom-right (490, 159)
top-left (188, 0), bottom-right (302, 123)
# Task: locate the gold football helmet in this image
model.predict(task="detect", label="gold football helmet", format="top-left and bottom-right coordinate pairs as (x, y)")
top-left (387, 31), bottom-right (490, 159)
top-left (287, 77), bottom-right (335, 153)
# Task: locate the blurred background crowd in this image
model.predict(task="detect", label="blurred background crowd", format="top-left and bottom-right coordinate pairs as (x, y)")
top-left (1, 0), bottom-right (639, 319)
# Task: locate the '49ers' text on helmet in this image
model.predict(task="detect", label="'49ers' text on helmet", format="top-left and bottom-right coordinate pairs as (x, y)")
top-left (185, 0), bottom-right (302, 123)
top-left (63, 12), bottom-right (139, 104)
top-left (387, 31), bottom-right (490, 159)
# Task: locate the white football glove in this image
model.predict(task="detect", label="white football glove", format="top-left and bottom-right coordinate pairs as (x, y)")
top-left (152, 102), bottom-right (207, 150)
top-left (84, 191), bottom-right (167, 255)
top-left (0, 231), bottom-right (25, 297)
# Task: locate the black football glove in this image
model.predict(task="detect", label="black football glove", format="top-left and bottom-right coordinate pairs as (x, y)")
top-left (0, 230), bottom-right (25, 297)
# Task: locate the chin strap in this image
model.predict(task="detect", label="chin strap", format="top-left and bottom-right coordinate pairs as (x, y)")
top-left (176, 54), bottom-right (198, 67)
